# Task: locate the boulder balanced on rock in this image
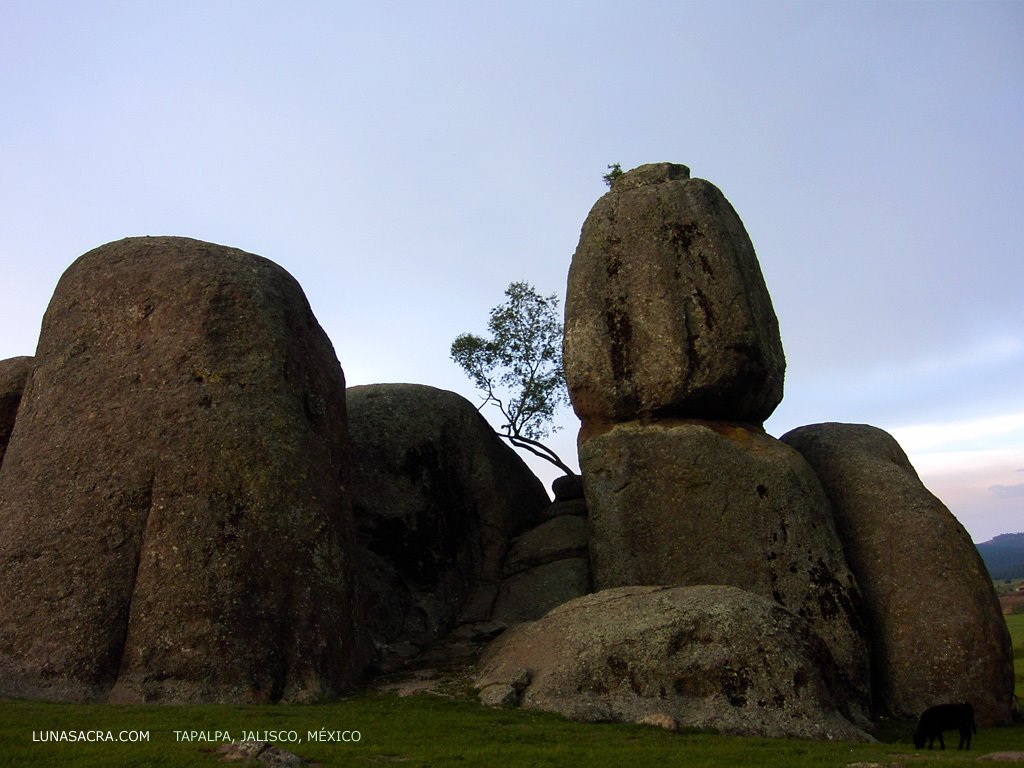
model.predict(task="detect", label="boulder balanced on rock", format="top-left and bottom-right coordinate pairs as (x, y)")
top-left (0, 237), bottom-right (361, 703)
top-left (565, 164), bottom-right (870, 721)
top-left (564, 162), bottom-right (785, 427)
top-left (782, 423), bottom-right (1016, 726)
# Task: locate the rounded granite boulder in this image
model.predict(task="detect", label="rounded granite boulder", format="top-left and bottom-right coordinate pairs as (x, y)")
top-left (782, 423), bottom-right (1016, 725)
top-left (476, 585), bottom-right (872, 741)
top-left (0, 237), bottom-right (361, 703)
top-left (564, 163), bottom-right (785, 426)
top-left (579, 419), bottom-right (871, 722)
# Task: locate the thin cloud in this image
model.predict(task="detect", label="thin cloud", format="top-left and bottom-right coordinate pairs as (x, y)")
top-left (990, 483), bottom-right (1024, 499)
top-left (890, 412), bottom-right (1024, 454)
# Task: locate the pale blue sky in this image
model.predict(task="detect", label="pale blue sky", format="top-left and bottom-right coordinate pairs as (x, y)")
top-left (2, 1), bottom-right (1021, 541)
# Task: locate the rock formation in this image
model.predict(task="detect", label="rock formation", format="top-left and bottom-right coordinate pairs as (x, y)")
top-left (345, 383), bottom-right (550, 669)
top-left (492, 514), bottom-right (591, 624)
top-left (539, 473), bottom-right (587, 521)
top-left (565, 163), bottom-right (870, 720)
top-left (782, 423), bottom-right (1016, 726)
top-left (580, 420), bottom-right (870, 716)
top-left (0, 355), bottom-right (32, 469)
top-left (0, 237), bottom-right (360, 703)
top-left (488, 473), bottom-right (592, 624)
top-left (477, 585), bottom-right (871, 741)
top-left (564, 162), bottom-right (785, 426)
top-left (551, 473), bottom-right (584, 501)
top-left (0, 168), bottom-right (1012, 742)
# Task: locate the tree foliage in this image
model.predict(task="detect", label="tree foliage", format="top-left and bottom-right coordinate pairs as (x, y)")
top-left (602, 162), bottom-right (623, 188)
top-left (450, 281), bottom-right (573, 475)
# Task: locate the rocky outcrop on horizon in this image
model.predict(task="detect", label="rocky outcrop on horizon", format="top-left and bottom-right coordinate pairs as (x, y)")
top-left (782, 423), bottom-right (1016, 726)
top-left (477, 585), bottom-right (872, 741)
top-left (0, 237), bottom-right (361, 703)
top-left (345, 383), bottom-right (550, 671)
top-left (0, 355), bottom-right (32, 469)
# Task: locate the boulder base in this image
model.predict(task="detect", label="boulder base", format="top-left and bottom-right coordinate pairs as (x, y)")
top-left (580, 419), bottom-right (870, 720)
top-left (477, 585), bottom-right (872, 741)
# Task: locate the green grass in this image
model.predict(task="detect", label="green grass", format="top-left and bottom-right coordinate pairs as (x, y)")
top-left (3, 692), bottom-right (1021, 767)
top-left (1009, 612), bottom-right (1024, 701)
top-left (0, 615), bottom-right (1021, 768)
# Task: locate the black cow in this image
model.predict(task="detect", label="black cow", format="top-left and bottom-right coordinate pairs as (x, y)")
top-left (912, 703), bottom-right (977, 750)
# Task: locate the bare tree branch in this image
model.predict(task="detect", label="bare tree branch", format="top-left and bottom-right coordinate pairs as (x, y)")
top-left (503, 433), bottom-right (575, 477)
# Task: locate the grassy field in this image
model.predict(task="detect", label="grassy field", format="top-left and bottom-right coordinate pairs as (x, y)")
top-left (1, 618), bottom-right (1021, 768)
top-left (1010, 612), bottom-right (1024, 702)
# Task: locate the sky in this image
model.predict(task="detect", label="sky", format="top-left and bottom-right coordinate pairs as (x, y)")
top-left (1, 1), bottom-right (1021, 542)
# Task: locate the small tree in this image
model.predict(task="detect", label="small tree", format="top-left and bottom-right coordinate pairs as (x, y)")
top-left (602, 162), bottom-right (623, 188)
top-left (450, 281), bottom-right (574, 475)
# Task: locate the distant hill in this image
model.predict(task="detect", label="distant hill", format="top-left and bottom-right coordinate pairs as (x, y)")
top-left (977, 532), bottom-right (1024, 580)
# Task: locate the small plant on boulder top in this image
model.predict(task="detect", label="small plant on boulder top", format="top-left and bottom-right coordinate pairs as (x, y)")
top-left (602, 163), bottom-right (623, 188)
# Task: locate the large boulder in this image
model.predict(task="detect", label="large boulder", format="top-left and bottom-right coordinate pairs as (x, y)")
top-left (781, 423), bottom-right (1016, 726)
top-left (580, 419), bottom-right (870, 720)
top-left (564, 163), bottom-right (785, 426)
top-left (0, 356), bottom-right (32, 469)
top-left (345, 384), bottom-right (549, 668)
top-left (476, 585), bottom-right (871, 741)
top-left (0, 237), bottom-right (360, 703)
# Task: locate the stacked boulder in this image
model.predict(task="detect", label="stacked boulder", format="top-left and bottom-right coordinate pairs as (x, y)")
top-left (491, 475), bottom-right (591, 624)
top-left (0, 237), bottom-right (362, 703)
top-left (564, 162), bottom-right (784, 427)
top-left (563, 163), bottom-right (871, 723)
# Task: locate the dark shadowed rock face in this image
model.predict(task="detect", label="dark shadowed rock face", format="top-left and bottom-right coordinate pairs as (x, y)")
top-left (580, 419), bottom-right (871, 722)
top-left (491, 514), bottom-right (591, 624)
top-left (476, 585), bottom-right (871, 741)
top-left (564, 163), bottom-right (785, 426)
top-left (782, 423), bottom-right (1016, 726)
top-left (0, 237), bottom-right (360, 703)
top-left (0, 356), bottom-right (32, 469)
top-left (551, 473), bottom-right (584, 501)
top-left (345, 384), bottom-right (549, 669)
top-left (502, 515), bottom-right (588, 576)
